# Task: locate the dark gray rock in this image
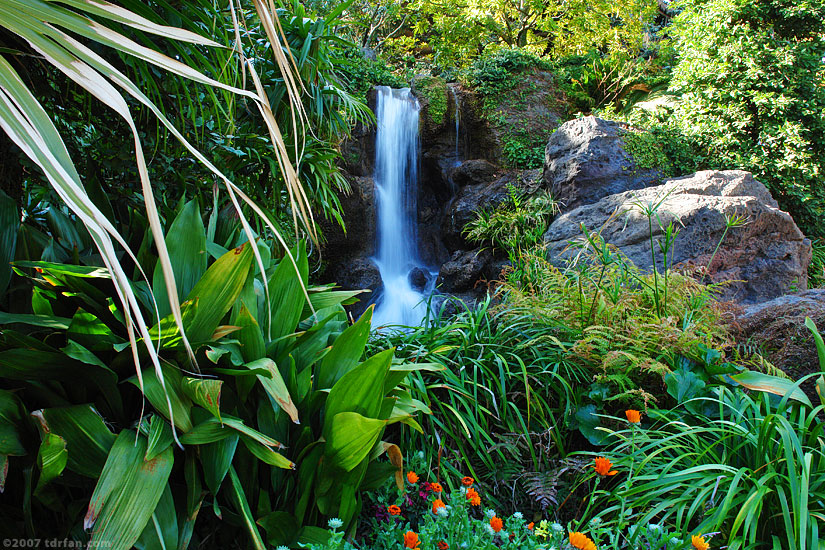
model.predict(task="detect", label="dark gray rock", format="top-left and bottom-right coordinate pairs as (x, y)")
top-left (436, 248), bottom-right (493, 293)
top-left (545, 170), bottom-right (811, 304)
top-left (449, 159), bottom-right (499, 187)
top-left (409, 267), bottom-right (431, 291)
top-left (543, 116), bottom-right (665, 211)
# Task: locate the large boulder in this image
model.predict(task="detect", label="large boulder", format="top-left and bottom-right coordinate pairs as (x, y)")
top-left (543, 116), bottom-right (665, 211)
top-left (736, 289), bottom-right (825, 403)
top-left (544, 170), bottom-right (811, 304)
top-left (436, 248), bottom-right (493, 293)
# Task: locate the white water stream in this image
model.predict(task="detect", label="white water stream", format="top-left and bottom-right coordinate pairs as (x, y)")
top-left (371, 87), bottom-right (435, 328)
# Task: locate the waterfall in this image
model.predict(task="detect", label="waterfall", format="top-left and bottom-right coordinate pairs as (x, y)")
top-left (372, 86), bottom-right (434, 328)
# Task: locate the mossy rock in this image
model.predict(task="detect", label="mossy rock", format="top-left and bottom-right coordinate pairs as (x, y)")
top-left (412, 75), bottom-right (449, 136)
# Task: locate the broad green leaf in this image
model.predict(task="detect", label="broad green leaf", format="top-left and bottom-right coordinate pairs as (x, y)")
top-left (136, 484), bottom-right (178, 550)
top-left (201, 434), bottom-right (238, 495)
top-left (127, 363), bottom-right (193, 432)
top-left (0, 389), bottom-right (27, 456)
top-left (665, 368), bottom-right (706, 402)
top-left (246, 358), bottom-right (298, 424)
top-left (185, 242), bottom-right (253, 342)
top-left (0, 189), bottom-right (19, 297)
top-left (730, 371), bottom-right (812, 407)
top-left (152, 199), bottom-right (207, 319)
top-left (232, 303), bottom-right (265, 362)
top-left (145, 416), bottom-right (174, 461)
top-left (34, 432), bottom-right (67, 493)
top-left (267, 244), bottom-right (308, 349)
top-left (384, 361), bottom-right (445, 393)
top-left (325, 412), bottom-right (386, 472)
top-left (300, 288), bottom-right (364, 320)
top-left (0, 312), bottom-right (69, 329)
top-left (324, 349), bottom-right (393, 442)
top-left (85, 430), bottom-right (174, 550)
top-left (36, 405), bottom-right (115, 477)
top-left (240, 437), bottom-right (294, 470)
top-left (574, 404), bottom-right (608, 446)
top-left (315, 305), bottom-right (373, 389)
top-left (181, 377), bottom-right (223, 422)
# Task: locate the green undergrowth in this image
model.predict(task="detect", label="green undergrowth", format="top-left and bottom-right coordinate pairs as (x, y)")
top-left (413, 76), bottom-right (448, 126)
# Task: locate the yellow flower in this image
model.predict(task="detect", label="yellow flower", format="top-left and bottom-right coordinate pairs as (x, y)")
top-left (591, 457), bottom-right (618, 477)
top-left (569, 531), bottom-right (597, 550)
top-left (691, 535), bottom-right (710, 550)
top-left (625, 409), bottom-right (641, 423)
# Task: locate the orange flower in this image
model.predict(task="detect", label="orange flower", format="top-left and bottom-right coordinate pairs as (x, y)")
top-left (437, 542), bottom-right (449, 550)
top-left (569, 531), bottom-right (597, 550)
top-left (388, 505), bottom-right (401, 516)
top-left (691, 535), bottom-right (710, 550)
top-left (527, 522), bottom-right (534, 530)
top-left (403, 531), bottom-right (421, 549)
top-left (461, 476), bottom-right (474, 486)
top-left (432, 498), bottom-right (446, 514)
top-left (465, 487), bottom-right (481, 506)
top-left (625, 409), bottom-right (641, 423)
top-left (431, 482), bottom-right (443, 493)
top-left (407, 471), bottom-right (419, 484)
top-left (490, 516), bottom-right (503, 533)
top-left (591, 457), bottom-right (617, 477)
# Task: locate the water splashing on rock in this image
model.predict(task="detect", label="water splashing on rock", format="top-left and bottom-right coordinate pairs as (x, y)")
top-left (372, 86), bottom-right (435, 328)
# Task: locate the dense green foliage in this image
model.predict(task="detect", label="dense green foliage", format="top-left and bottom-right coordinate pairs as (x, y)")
top-left (668, 0), bottom-right (825, 238)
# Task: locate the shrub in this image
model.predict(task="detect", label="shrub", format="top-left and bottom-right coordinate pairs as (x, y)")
top-left (668, 0), bottom-right (825, 238)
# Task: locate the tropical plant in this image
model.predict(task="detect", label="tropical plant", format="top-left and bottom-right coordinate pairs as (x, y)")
top-left (0, 202), bottom-right (431, 548)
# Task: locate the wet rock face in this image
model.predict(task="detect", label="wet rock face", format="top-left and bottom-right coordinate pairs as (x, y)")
top-left (545, 170), bottom-right (812, 304)
top-left (543, 116), bottom-right (665, 211)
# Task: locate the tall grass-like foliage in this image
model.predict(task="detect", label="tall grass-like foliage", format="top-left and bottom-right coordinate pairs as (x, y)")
top-left (591, 388), bottom-right (825, 549)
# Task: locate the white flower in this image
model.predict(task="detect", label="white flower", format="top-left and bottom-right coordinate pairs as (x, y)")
top-left (484, 524), bottom-right (495, 535)
top-left (550, 522), bottom-right (564, 533)
top-left (484, 508), bottom-right (496, 518)
top-left (669, 537), bottom-right (683, 546)
top-left (276, 547), bottom-right (289, 550)
top-left (327, 518), bottom-right (343, 529)
top-left (437, 506), bottom-right (449, 518)
top-left (417, 451), bottom-right (425, 460)
top-left (513, 511), bottom-right (523, 519)
top-left (460, 487), bottom-right (467, 495)
top-left (648, 523), bottom-right (662, 533)
top-left (589, 517), bottom-right (602, 527)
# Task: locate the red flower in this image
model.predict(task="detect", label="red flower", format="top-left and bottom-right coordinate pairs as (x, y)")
top-left (461, 476), bottom-right (474, 486)
top-left (432, 498), bottom-right (446, 514)
top-left (431, 482), bottom-right (443, 493)
top-left (437, 542), bottom-right (449, 550)
top-left (407, 471), bottom-right (419, 484)
top-left (388, 505), bottom-right (401, 516)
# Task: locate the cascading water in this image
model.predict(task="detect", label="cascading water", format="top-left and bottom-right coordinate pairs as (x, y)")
top-left (371, 86), bottom-right (435, 328)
